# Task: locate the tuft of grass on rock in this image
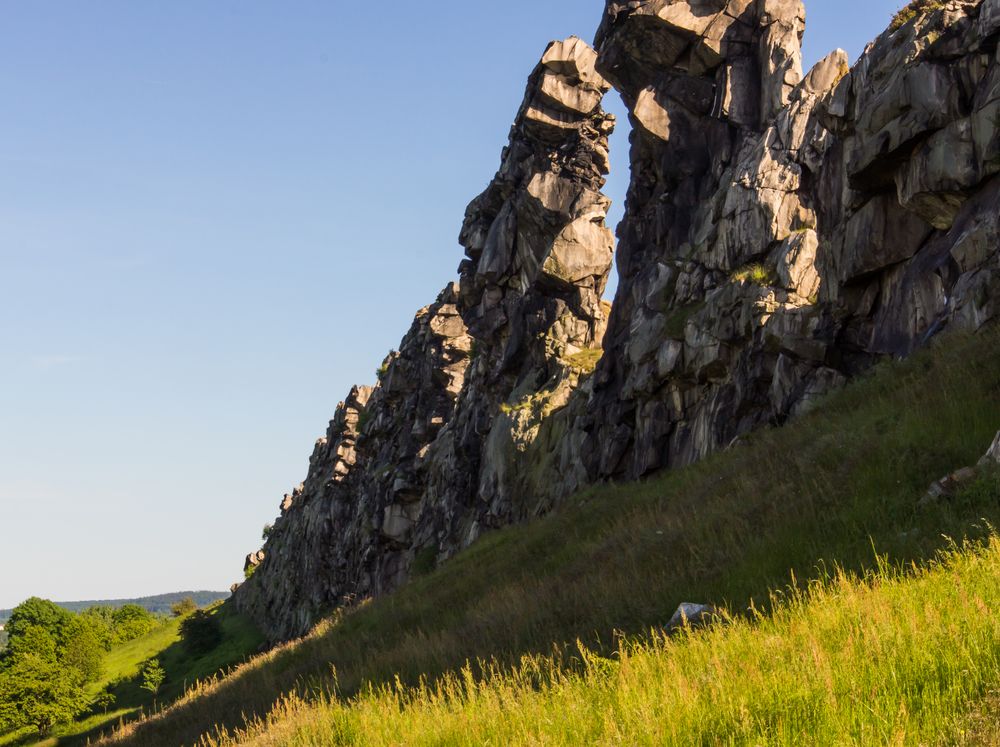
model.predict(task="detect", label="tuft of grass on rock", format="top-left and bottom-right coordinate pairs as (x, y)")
top-left (732, 262), bottom-right (775, 286)
top-left (563, 348), bottom-right (603, 374)
top-left (890, 0), bottom-right (947, 30)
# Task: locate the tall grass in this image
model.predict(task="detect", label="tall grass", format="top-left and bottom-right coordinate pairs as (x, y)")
top-left (210, 536), bottom-right (1000, 745)
top-left (104, 328), bottom-right (1000, 745)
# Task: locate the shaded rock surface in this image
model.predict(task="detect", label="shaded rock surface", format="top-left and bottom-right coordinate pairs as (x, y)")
top-left (233, 286), bottom-right (472, 640)
top-left (237, 3), bottom-right (1000, 642)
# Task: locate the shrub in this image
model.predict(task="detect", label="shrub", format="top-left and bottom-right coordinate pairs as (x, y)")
top-left (171, 598), bottom-right (198, 618)
top-left (890, 0), bottom-right (946, 30)
top-left (412, 546), bottom-right (438, 577)
top-left (180, 610), bottom-right (223, 656)
top-left (138, 658), bottom-right (165, 696)
top-left (111, 604), bottom-right (157, 644)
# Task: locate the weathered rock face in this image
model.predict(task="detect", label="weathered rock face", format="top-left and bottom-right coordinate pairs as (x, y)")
top-left (235, 37), bottom-right (615, 639)
top-left (237, 2), bottom-right (1000, 642)
top-left (233, 286), bottom-right (472, 640)
top-left (419, 36), bottom-right (616, 555)
top-left (234, 384), bottom-right (372, 639)
top-left (574, 0), bottom-right (1000, 483)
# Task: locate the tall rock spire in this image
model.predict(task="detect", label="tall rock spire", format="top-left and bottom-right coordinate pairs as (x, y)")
top-left (421, 35), bottom-right (617, 556)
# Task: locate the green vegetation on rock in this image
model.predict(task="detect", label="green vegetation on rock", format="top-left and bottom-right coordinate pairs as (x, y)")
top-left (890, 0), bottom-right (947, 30)
top-left (563, 348), bottom-right (603, 374)
top-left (731, 262), bottom-right (776, 286)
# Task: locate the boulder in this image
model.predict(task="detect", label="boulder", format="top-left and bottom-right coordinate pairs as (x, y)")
top-left (667, 603), bottom-right (718, 630)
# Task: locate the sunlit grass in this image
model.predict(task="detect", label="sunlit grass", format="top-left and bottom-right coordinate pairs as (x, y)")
top-left (210, 536), bottom-right (1000, 745)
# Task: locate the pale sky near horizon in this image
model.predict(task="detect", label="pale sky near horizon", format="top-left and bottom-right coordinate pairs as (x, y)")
top-left (0, 1), bottom-right (904, 609)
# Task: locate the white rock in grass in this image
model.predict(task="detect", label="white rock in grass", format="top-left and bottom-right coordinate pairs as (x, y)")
top-left (667, 603), bottom-right (717, 630)
top-left (978, 431), bottom-right (1000, 467)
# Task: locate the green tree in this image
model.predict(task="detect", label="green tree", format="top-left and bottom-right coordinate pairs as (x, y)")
top-left (170, 597), bottom-right (197, 617)
top-left (139, 658), bottom-right (165, 696)
top-left (0, 654), bottom-right (88, 736)
top-left (179, 610), bottom-right (223, 655)
top-left (62, 620), bottom-right (104, 682)
top-left (111, 604), bottom-right (157, 643)
top-left (4, 598), bottom-right (73, 651)
top-left (91, 691), bottom-right (116, 715)
top-left (3, 624), bottom-right (58, 666)
top-left (78, 606), bottom-right (116, 650)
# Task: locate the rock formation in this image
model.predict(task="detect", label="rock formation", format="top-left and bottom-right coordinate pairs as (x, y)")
top-left (236, 2), bottom-right (1000, 642)
top-left (235, 37), bottom-right (616, 639)
top-left (575, 0), bottom-right (1000, 482)
top-left (419, 35), bottom-right (616, 555)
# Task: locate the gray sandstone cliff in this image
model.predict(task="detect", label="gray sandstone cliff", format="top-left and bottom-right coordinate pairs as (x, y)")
top-left (237, 2), bottom-right (1000, 641)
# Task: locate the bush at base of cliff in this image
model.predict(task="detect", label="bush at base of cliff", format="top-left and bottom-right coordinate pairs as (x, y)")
top-left (180, 610), bottom-right (224, 656)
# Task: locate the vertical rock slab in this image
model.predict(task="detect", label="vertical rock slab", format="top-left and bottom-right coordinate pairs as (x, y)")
top-left (419, 36), bottom-right (616, 556)
top-left (582, 0), bottom-right (815, 481)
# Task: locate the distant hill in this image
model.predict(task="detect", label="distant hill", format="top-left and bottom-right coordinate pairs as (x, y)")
top-left (0, 591), bottom-right (230, 622)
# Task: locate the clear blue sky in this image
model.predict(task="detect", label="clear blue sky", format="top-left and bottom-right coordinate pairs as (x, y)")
top-left (0, 1), bottom-right (904, 609)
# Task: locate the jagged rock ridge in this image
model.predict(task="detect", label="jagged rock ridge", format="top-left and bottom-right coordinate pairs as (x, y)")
top-left (236, 1), bottom-right (1000, 642)
top-left (235, 37), bottom-right (616, 639)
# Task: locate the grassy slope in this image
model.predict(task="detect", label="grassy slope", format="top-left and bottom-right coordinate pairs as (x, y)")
top-left (106, 328), bottom-right (1000, 745)
top-left (211, 536), bottom-right (1000, 745)
top-left (0, 605), bottom-right (263, 747)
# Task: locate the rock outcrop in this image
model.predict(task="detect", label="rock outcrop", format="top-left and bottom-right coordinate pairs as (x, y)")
top-left (574, 0), bottom-right (1000, 482)
top-left (419, 35), bottom-right (615, 555)
top-left (235, 37), bottom-right (616, 639)
top-left (233, 286), bottom-right (472, 639)
top-left (236, 2), bottom-right (1000, 642)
